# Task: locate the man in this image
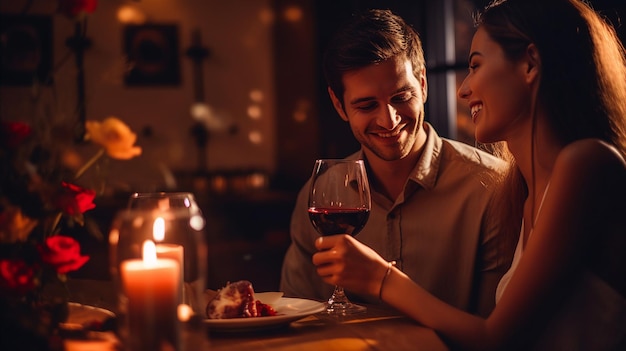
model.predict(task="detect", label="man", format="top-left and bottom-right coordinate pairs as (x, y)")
top-left (280, 9), bottom-right (513, 317)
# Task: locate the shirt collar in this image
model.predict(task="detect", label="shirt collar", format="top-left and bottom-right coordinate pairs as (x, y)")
top-left (410, 122), bottom-right (441, 190)
top-left (353, 122), bottom-right (442, 191)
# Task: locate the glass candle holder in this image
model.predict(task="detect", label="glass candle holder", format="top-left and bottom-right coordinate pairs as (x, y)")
top-left (128, 192), bottom-right (201, 212)
top-left (109, 205), bottom-right (207, 351)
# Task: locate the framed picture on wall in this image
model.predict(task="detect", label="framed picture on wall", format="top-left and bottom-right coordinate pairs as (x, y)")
top-left (123, 24), bottom-right (181, 86)
top-left (0, 15), bottom-right (53, 86)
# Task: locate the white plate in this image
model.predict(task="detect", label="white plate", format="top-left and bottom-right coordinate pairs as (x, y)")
top-left (67, 303), bottom-right (115, 323)
top-left (204, 294), bottom-right (325, 331)
top-left (62, 303), bottom-right (119, 349)
top-left (59, 302), bottom-right (115, 331)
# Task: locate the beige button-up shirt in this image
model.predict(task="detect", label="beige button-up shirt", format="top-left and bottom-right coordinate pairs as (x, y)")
top-left (280, 124), bottom-right (513, 316)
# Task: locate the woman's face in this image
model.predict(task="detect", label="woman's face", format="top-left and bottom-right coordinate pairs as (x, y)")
top-left (457, 27), bottom-right (533, 144)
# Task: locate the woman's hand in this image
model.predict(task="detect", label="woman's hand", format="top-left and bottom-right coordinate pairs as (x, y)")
top-left (312, 234), bottom-right (389, 297)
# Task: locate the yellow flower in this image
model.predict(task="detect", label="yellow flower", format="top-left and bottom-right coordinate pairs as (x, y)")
top-left (85, 117), bottom-right (142, 160)
top-left (0, 202), bottom-right (38, 243)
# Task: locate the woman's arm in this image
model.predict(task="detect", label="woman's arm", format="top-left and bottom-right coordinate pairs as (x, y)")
top-left (313, 139), bottom-right (626, 350)
top-left (486, 139), bottom-right (626, 347)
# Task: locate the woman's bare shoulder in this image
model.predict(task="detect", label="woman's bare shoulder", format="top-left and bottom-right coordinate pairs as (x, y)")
top-left (549, 139), bottom-right (626, 206)
top-left (557, 139), bottom-right (626, 175)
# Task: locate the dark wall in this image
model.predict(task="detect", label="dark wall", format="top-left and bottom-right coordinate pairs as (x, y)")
top-left (272, 0), bottom-right (320, 191)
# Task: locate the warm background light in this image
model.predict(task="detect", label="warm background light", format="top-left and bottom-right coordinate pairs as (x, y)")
top-left (247, 105), bottom-right (262, 120)
top-left (117, 4), bottom-right (147, 24)
top-left (283, 6), bottom-right (303, 22)
top-left (248, 130), bottom-right (262, 144)
top-left (177, 304), bottom-right (193, 322)
top-left (258, 8), bottom-right (275, 25)
top-left (249, 89), bottom-right (264, 102)
top-left (190, 102), bottom-right (212, 121)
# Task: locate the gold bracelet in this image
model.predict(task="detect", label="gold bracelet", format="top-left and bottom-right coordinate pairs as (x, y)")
top-left (378, 260), bottom-right (397, 301)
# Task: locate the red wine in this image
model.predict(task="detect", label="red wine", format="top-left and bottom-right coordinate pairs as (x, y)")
top-left (308, 207), bottom-right (369, 236)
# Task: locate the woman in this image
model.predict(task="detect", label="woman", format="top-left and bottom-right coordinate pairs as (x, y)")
top-left (312, 0), bottom-right (626, 349)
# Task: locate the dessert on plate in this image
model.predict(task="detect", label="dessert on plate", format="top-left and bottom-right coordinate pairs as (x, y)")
top-left (206, 280), bottom-right (277, 319)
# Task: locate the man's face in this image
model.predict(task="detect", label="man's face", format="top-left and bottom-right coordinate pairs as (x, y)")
top-left (329, 56), bottom-right (428, 162)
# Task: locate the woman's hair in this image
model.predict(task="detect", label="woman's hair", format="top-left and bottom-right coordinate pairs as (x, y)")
top-left (322, 9), bottom-right (425, 108)
top-left (477, 0), bottom-right (626, 236)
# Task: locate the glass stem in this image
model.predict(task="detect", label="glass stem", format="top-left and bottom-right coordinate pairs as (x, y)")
top-left (328, 285), bottom-right (350, 306)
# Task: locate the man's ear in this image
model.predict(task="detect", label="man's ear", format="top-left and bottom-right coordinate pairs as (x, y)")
top-left (419, 67), bottom-right (428, 103)
top-left (524, 43), bottom-right (541, 84)
top-left (328, 87), bottom-right (349, 122)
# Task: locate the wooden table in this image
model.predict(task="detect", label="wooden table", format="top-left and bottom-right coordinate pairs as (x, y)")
top-left (65, 279), bottom-right (449, 351)
top-left (206, 306), bottom-right (448, 351)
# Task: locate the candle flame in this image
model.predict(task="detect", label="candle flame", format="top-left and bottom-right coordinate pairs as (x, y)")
top-left (142, 240), bottom-right (157, 266)
top-left (153, 217), bottom-right (165, 241)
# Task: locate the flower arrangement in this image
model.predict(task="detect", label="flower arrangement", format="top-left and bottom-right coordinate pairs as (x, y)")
top-left (0, 116), bottom-right (141, 350)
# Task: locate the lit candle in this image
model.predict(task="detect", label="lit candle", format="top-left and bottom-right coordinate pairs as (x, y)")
top-left (120, 240), bottom-right (180, 351)
top-left (153, 216), bottom-right (185, 305)
top-left (64, 337), bottom-right (117, 351)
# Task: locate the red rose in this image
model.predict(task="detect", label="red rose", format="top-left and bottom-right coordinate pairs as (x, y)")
top-left (0, 121), bottom-right (32, 149)
top-left (58, 182), bottom-right (96, 215)
top-left (58, 0), bottom-right (98, 19)
top-left (0, 259), bottom-right (37, 295)
top-left (39, 236), bottom-right (89, 274)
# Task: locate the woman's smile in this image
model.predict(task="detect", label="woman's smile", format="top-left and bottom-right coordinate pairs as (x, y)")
top-left (470, 103), bottom-right (483, 124)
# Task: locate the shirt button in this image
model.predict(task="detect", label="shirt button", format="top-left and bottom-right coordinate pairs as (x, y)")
top-left (388, 213), bottom-right (396, 220)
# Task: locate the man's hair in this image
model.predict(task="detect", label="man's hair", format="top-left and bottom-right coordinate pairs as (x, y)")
top-left (322, 9), bottom-right (426, 107)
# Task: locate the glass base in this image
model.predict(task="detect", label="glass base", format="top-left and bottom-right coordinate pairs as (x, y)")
top-left (321, 285), bottom-right (367, 316)
top-left (322, 301), bottom-right (367, 316)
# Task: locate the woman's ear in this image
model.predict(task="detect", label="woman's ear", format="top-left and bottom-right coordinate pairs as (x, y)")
top-left (524, 43), bottom-right (541, 84)
top-left (328, 87), bottom-right (349, 121)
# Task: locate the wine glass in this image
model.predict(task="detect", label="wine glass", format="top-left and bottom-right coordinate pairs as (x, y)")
top-left (308, 159), bottom-right (371, 315)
